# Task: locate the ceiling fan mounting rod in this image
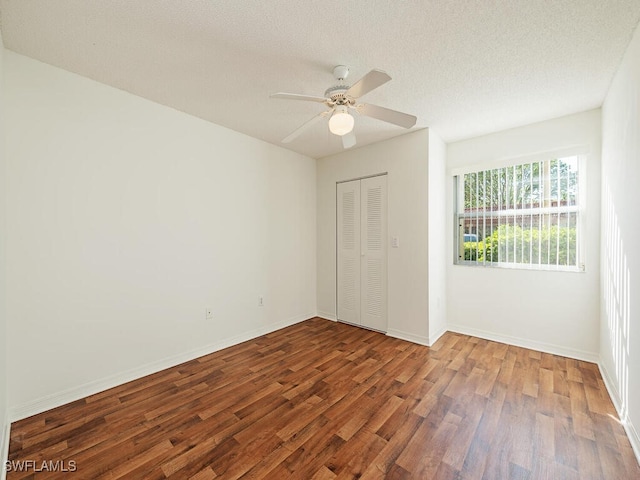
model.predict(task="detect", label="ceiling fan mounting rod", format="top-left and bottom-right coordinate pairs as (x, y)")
top-left (333, 65), bottom-right (349, 81)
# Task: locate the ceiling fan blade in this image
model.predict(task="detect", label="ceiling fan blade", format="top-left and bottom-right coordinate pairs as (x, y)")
top-left (356, 103), bottom-right (417, 129)
top-left (270, 92), bottom-right (328, 103)
top-left (342, 131), bottom-right (356, 149)
top-left (346, 69), bottom-right (391, 98)
top-left (282, 111), bottom-right (330, 143)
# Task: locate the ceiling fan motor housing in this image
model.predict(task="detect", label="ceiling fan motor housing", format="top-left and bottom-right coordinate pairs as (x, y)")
top-left (324, 85), bottom-right (355, 106)
top-left (325, 65), bottom-right (354, 106)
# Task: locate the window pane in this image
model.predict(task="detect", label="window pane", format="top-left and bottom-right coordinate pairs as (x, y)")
top-left (456, 156), bottom-right (581, 271)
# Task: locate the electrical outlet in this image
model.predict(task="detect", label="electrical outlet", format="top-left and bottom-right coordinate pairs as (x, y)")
top-left (206, 308), bottom-right (213, 319)
top-left (258, 296), bottom-right (264, 307)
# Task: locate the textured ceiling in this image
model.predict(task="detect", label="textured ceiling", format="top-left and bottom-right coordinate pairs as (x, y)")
top-left (1, 1), bottom-right (639, 159)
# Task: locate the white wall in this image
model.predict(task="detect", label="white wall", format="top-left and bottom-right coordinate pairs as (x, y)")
top-left (428, 130), bottom-right (447, 342)
top-left (0, 35), bottom-right (9, 479)
top-left (317, 129), bottom-right (433, 344)
top-left (4, 51), bottom-right (317, 418)
top-left (600, 21), bottom-right (640, 459)
top-left (446, 109), bottom-right (602, 361)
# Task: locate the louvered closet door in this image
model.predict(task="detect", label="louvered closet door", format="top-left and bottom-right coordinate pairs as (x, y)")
top-left (337, 180), bottom-right (361, 325)
top-left (337, 175), bottom-right (387, 332)
top-left (360, 175), bottom-right (387, 331)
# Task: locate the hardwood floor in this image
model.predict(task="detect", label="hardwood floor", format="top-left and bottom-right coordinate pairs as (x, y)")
top-left (7, 318), bottom-right (640, 479)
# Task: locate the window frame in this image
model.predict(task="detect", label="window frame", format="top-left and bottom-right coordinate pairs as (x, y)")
top-left (452, 149), bottom-right (587, 273)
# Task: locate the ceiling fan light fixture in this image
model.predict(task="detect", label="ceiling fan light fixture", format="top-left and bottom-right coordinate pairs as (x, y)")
top-left (328, 106), bottom-right (354, 136)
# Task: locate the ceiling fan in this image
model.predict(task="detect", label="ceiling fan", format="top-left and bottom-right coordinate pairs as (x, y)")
top-left (270, 65), bottom-right (417, 149)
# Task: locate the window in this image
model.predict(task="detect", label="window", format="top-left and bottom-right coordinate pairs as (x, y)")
top-left (454, 155), bottom-right (583, 271)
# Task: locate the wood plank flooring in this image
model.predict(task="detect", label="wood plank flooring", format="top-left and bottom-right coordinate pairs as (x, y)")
top-left (7, 318), bottom-right (640, 479)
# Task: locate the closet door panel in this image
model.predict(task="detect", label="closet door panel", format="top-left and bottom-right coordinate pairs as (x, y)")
top-left (360, 175), bottom-right (388, 331)
top-left (337, 180), bottom-right (361, 325)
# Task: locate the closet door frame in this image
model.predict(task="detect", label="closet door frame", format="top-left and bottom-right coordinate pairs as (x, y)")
top-left (336, 173), bottom-right (388, 333)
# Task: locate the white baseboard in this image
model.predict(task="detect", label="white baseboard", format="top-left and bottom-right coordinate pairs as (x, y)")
top-left (386, 328), bottom-right (430, 347)
top-left (317, 311), bottom-right (337, 321)
top-left (428, 326), bottom-right (448, 346)
top-left (387, 326), bottom-right (446, 347)
top-left (598, 361), bottom-right (624, 417)
top-left (1, 412), bottom-right (9, 480)
top-left (598, 361), bottom-right (640, 465)
top-left (10, 313), bottom-right (314, 422)
top-left (447, 324), bottom-right (599, 363)
top-left (319, 318), bottom-right (435, 348)
top-left (627, 422), bottom-right (640, 468)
